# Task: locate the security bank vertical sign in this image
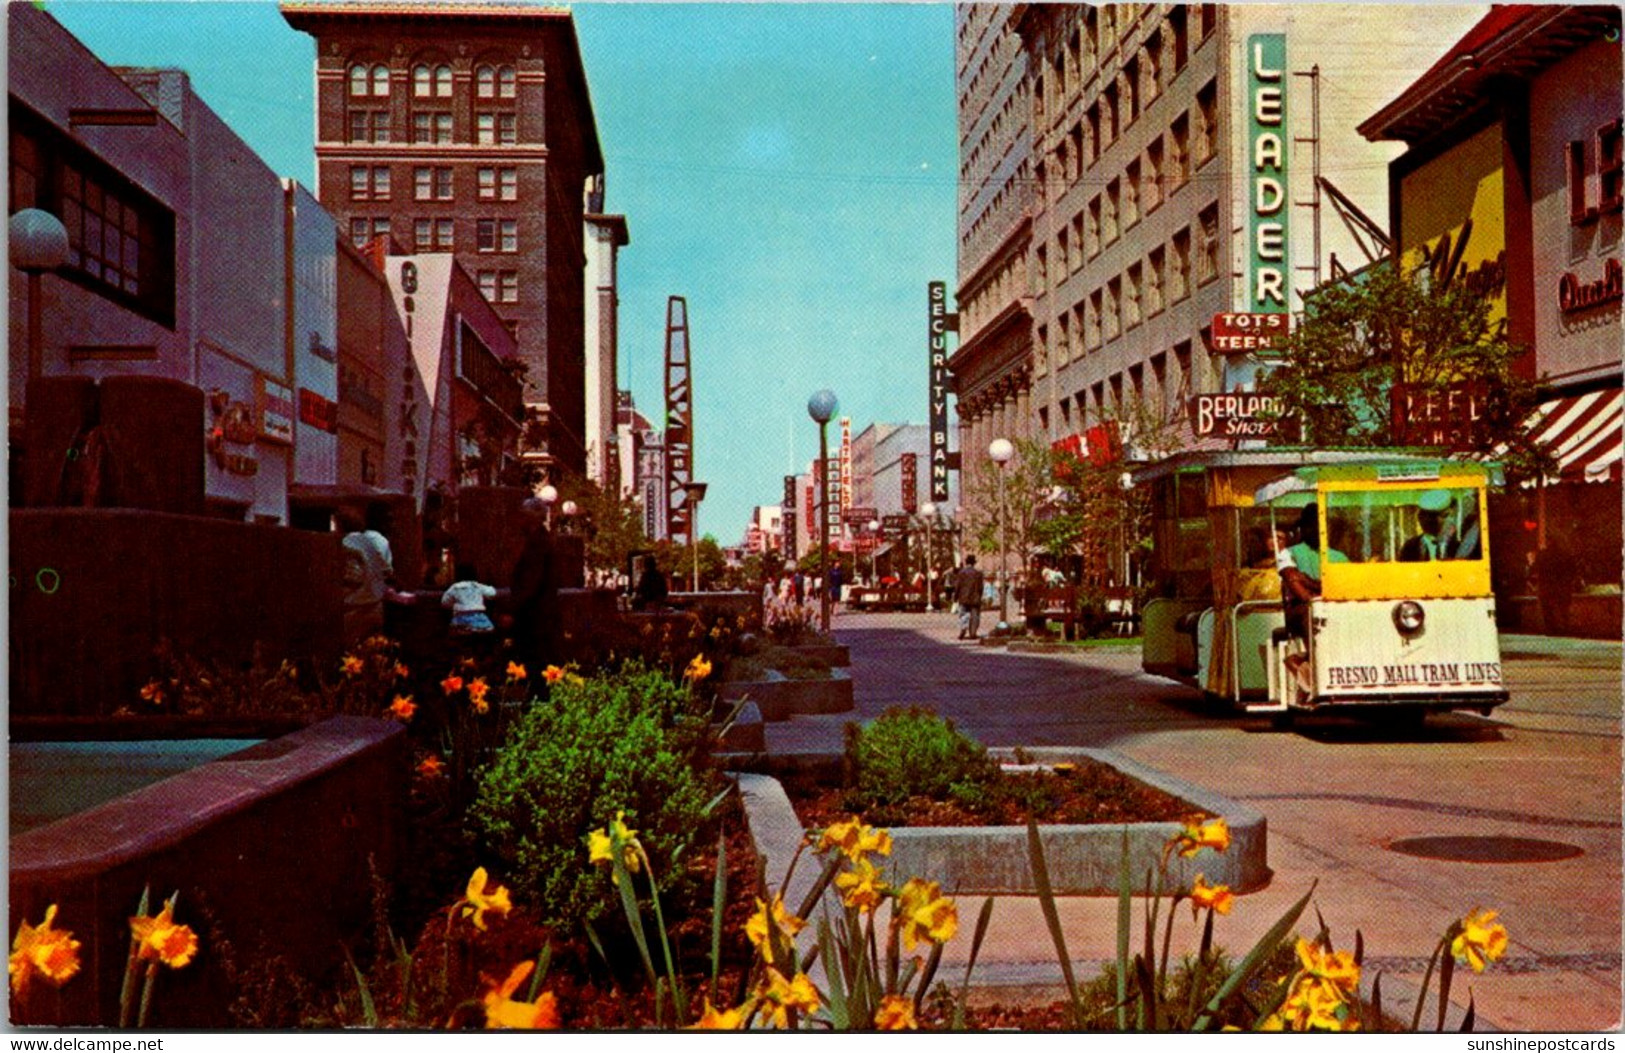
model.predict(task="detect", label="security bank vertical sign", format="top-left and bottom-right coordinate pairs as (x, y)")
top-left (1248, 35), bottom-right (1289, 313)
top-left (928, 282), bottom-right (951, 502)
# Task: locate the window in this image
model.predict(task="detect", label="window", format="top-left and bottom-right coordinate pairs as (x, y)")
top-left (1145, 138), bottom-right (1164, 211)
top-left (350, 165), bottom-right (390, 200)
top-left (371, 64), bottom-right (389, 97)
top-left (1148, 247), bottom-right (1165, 315)
top-left (1170, 114), bottom-right (1190, 189)
top-left (1087, 289), bottom-right (1103, 349)
top-left (499, 66), bottom-right (516, 98)
top-left (1171, 228), bottom-right (1191, 301)
top-left (349, 64), bottom-right (368, 97)
top-left (499, 167), bottom-right (517, 201)
top-left (1198, 203), bottom-right (1220, 285)
top-left (478, 167), bottom-right (496, 200)
top-left (477, 218), bottom-right (518, 253)
top-left (1123, 58), bottom-right (1139, 125)
top-left (413, 112), bottom-right (453, 144)
top-left (1086, 196), bottom-right (1101, 259)
top-left (1071, 213), bottom-right (1085, 273)
top-left (1101, 3), bottom-right (1117, 53)
top-left (497, 271), bottom-right (518, 303)
top-left (476, 112), bottom-right (517, 145)
top-left (1174, 340), bottom-right (1193, 398)
top-left (413, 217), bottom-right (453, 251)
top-left (1036, 244), bottom-right (1048, 288)
top-left (476, 65), bottom-right (496, 98)
top-left (1150, 352), bottom-right (1169, 413)
top-left (349, 216), bottom-right (389, 249)
top-left (1199, 3), bottom-right (1219, 40)
top-left (1170, 6), bottom-right (1189, 74)
top-left (1196, 80), bottom-right (1218, 166)
top-left (1070, 122), bottom-right (1085, 175)
top-left (1104, 179), bottom-right (1120, 244)
top-left (1126, 263), bottom-right (1142, 328)
top-left (1105, 277), bottom-right (1121, 341)
top-left (1036, 324), bottom-right (1049, 373)
top-left (414, 166), bottom-right (452, 201)
top-left (350, 110), bottom-right (389, 143)
top-left (435, 64), bottom-right (452, 97)
top-left (1144, 32), bottom-right (1163, 102)
top-left (1087, 104), bottom-right (1101, 164)
top-left (477, 269), bottom-right (497, 302)
top-left (1057, 312), bottom-right (1071, 366)
top-left (1103, 82), bottom-right (1119, 146)
top-left (1057, 228), bottom-right (1070, 279)
top-left (1072, 303), bottom-right (1086, 359)
top-left (14, 108), bottom-right (176, 323)
top-left (1124, 159), bottom-right (1141, 227)
top-left (1084, 8), bottom-right (1099, 75)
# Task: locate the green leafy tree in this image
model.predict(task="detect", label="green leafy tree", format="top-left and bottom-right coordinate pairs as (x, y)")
top-left (1258, 259), bottom-right (1546, 480)
top-left (560, 479), bottom-right (651, 576)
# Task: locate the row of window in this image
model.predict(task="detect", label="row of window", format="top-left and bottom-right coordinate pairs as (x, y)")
top-left (345, 215), bottom-right (520, 255)
top-left (348, 62), bottom-right (517, 99)
top-left (346, 109), bottom-right (517, 146)
top-left (1034, 4), bottom-right (1216, 132)
top-left (1039, 340), bottom-right (1205, 440)
top-left (1044, 78), bottom-right (1216, 197)
top-left (10, 107), bottom-right (174, 325)
top-left (349, 164), bottom-right (520, 202)
top-left (1037, 205), bottom-right (1220, 368)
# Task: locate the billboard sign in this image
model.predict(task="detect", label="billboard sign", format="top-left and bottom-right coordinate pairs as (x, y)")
top-left (928, 282), bottom-right (952, 501)
top-left (1208, 312), bottom-right (1290, 354)
top-left (1188, 392), bottom-right (1284, 439)
top-left (1390, 382), bottom-right (1489, 449)
top-left (900, 452), bottom-right (918, 513)
top-left (782, 474), bottom-right (798, 562)
top-left (1247, 34), bottom-right (1290, 314)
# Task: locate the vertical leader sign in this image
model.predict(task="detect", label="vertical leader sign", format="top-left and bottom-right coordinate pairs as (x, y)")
top-left (1248, 35), bottom-right (1290, 314)
top-left (928, 282), bottom-right (953, 502)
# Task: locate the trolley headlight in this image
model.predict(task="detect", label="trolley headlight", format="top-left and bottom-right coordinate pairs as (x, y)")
top-left (1393, 601), bottom-right (1426, 636)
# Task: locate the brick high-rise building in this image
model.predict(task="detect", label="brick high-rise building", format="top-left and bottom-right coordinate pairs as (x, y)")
top-left (281, 2), bottom-right (604, 483)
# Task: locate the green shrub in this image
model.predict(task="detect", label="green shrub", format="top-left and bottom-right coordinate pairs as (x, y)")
top-left (843, 706), bottom-right (998, 809)
top-left (467, 665), bottom-right (719, 929)
top-left (725, 645), bottom-right (832, 682)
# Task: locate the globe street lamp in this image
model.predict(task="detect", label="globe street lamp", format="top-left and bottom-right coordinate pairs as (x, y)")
top-left (989, 437), bottom-right (1015, 629)
top-left (537, 483), bottom-right (559, 529)
top-left (807, 389), bottom-right (838, 633)
top-left (682, 481), bottom-right (708, 592)
top-left (10, 209), bottom-right (70, 386)
top-left (920, 501), bottom-right (938, 610)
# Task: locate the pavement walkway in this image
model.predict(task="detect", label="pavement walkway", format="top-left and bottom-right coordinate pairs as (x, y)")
top-left (763, 612), bottom-right (1623, 1031)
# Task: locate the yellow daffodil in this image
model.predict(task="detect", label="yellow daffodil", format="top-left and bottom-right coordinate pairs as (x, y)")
top-left (543, 665), bottom-right (566, 685)
top-left (896, 878), bottom-right (958, 951)
top-left (129, 898), bottom-right (199, 969)
top-left (393, 662), bottom-right (410, 679)
top-left (1452, 908), bottom-right (1508, 973)
top-left (1170, 815), bottom-right (1231, 858)
top-left (757, 968), bottom-right (820, 1028)
top-left (482, 961), bottom-right (561, 1030)
top-left (817, 817), bottom-right (894, 863)
top-left (506, 661), bottom-right (527, 681)
top-left (834, 856), bottom-right (887, 912)
top-left (1188, 874), bottom-right (1234, 919)
top-left (139, 680), bottom-right (165, 706)
top-left (461, 868), bottom-right (512, 931)
top-left (341, 654), bottom-right (364, 676)
top-left (468, 678), bottom-right (491, 712)
top-left (684, 655), bottom-right (713, 682)
top-left (10, 905), bottom-right (81, 994)
top-left (1294, 938), bottom-right (1360, 997)
top-left (586, 812), bottom-right (642, 873)
top-left (417, 755), bottom-right (445, 778)
top-left (441, 674), bottom-right (464, 695)
top-left (1277, 975), bottom-right (1356, 1032)
top-left (745, 895), bottom-right (807, 959)
top-left (874, 994), bottom-right (918, 1030)
top-left (388, 695), bottom-right (416, 721)
top-left (687, 998), bottom-right (746, 1030)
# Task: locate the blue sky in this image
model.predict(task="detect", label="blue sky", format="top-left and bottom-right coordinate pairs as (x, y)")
top-left (44, 1), bottom-right (959, 541)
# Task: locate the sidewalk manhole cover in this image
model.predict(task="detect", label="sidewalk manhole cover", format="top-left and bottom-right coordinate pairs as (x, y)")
top-left (1388, 836), bottom-right (1583, 863)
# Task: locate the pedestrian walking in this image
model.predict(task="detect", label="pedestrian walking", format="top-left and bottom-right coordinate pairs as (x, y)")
top-left (510, 497), bottom-right (560, 669)
top-left (952, 555), bottom-right (986, 640)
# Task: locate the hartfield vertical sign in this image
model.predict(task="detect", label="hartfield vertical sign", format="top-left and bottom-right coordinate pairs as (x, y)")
top-left (1248, 34), bottom-right (1290, 314)
top-left (928, 282), bottom-right (952, 502)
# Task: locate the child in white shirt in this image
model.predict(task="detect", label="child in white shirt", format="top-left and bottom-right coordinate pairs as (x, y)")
top-left (442, 562), bottom-right (497, 635)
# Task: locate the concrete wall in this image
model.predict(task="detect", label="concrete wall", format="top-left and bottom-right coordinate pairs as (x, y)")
top-left (289, 181), bottom-right (340, 486)
top-left (9, 509), bottom-right (342, 717)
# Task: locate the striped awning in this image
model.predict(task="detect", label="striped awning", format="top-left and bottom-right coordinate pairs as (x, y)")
top-left (1510, 388), bottom-right (1623, 485)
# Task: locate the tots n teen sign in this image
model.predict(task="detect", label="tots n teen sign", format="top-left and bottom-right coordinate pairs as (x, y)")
top-left (1248, 35), bottom-right (1290, 314)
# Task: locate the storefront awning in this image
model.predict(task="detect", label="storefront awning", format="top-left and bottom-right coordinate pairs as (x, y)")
top-left (1505, 388), bottom-right (1623, 485)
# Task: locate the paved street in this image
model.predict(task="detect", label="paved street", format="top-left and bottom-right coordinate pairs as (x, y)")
top-left (766, 611), bottom-right (1623, 1031)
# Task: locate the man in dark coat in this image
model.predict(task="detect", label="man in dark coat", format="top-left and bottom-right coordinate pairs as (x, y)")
top-left (953, 555), bottom-right (986, 640)
top-left (510, 497), bottom-right (559, 669)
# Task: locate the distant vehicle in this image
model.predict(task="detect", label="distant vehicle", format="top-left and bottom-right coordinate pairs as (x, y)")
top-left (1134, 449), bottom-right (1508, 727)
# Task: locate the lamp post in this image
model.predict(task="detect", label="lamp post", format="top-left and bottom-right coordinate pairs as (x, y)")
top-left (807, 389), bottom-right (838, 633)
top-left (537, 483), bottom-right (558, 529)
top-left (989, 437), bottom-right (1014, 629)
top-left (683, 481), bottom-right (708, 592)
top-left (921, 501), bottom-right (937, 610)
top-left (10, 209), bottom-right (70, 387)
top-left (867, 518), bottom-right (880, 584)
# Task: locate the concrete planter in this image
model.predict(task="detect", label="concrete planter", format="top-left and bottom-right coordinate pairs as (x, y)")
top-left (786, 642), bottom-right (850, 667)
top-left (718, 668), bottom-right (854, 721)
top-left (739, 747), bottom-right (1268, 895)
